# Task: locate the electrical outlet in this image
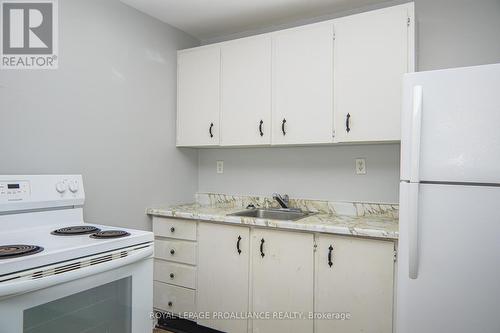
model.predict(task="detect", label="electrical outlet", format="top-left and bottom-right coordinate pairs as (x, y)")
top-left (216, 161), bottom-right (224, 174)
top-left (355, 158), bottom-right (366, 175)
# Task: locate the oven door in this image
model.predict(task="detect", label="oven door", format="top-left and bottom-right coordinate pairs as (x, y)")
top-left (0, 245), bottom-right (153, 333)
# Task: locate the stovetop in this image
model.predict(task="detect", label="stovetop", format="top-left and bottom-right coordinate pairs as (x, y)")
top-left (0, 223), bottom-right (153, 277)
top-left (0, 245), bottom-right (44, 259)
top-left (89, 230), bottom-right (131, 239)
top-left (51, 225), bottom-right (101, 236)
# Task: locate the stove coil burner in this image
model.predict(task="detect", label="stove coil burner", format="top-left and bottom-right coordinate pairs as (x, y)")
top-left (0, 245), bottom-right (44, 259)
top-left (52, 226), bottom-right (101, 236)
top-left (90, 230), bottom-right (131, 239)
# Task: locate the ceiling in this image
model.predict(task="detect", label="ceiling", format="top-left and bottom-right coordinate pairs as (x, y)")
top-left (121, 0), bottom-right (390, 41)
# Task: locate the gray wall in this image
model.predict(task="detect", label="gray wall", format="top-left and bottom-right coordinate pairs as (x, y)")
top-left (198, 0), bottom-right (500, 204)
top-left (417, 0), bottom-right (500, 71)
top-left (2, 0), bottom-right (499, 223)
top-left (0, 0), bottom-right (199, 230)
top-left (199, 145), bottom-right (400, 203)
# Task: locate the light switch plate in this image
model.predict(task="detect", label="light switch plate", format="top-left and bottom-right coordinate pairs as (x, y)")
top-left (355, 158), bottom-right (366, 175)
top-left (216, 161), bottom-right (224, 174)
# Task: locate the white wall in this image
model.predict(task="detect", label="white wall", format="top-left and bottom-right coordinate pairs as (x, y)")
top-left (197, 0), bottom-right (500, 204)
top-left (417, 0), bottom-right (500, 71)
top-left (199, 145), bottom-right (400, 203)
top-left (2, 0), bottom-right (499, 218)
top-left (0, 0), bottom-right (200, 230)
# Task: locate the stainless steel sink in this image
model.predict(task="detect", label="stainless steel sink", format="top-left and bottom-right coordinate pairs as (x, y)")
top-left (228, 208), bottom-right (314, 221)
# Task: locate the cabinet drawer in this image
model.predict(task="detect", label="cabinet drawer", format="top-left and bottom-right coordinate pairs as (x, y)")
top-left (155, 239), bottom-right (197, 265)
top-left (154, 259), bottom-right (196, 289)
top-left (154, 281), bottom-right (196, 315)
top-left (153, 217), bottom-right (197, 241)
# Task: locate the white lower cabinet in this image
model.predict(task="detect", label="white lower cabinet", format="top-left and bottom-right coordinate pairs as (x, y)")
top-left (154, 281), bottom-right (196, 315)
top-left (251, 229), bottom-right (314, 333)
top-left (197, 223), bottom-right (250, 333)
top-left (154, 259), bottom-right (196, 289)
top-left (315, 234), bottom-right (395, 333)
top-left (154, 218), bottom-right (396, 333)
top-left (154, 238), bottom-right (197, 265)
top-left (152, 217), bottom-right (198, 316)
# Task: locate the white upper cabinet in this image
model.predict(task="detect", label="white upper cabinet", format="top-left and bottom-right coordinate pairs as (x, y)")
top-left (175, 3), bottom-right (414, 147)
top-left (221, 36), bottom-right (272, 146)
top-left (272, 22), bottom-right (334, 145)
top-left (177, 46), bottom-right (221, 146)
top-left (333, 3), bottom-right (414, 143)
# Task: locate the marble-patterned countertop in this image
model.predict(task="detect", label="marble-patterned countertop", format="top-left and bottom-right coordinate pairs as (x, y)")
top-left (147, 193), bottom-right (399, 240)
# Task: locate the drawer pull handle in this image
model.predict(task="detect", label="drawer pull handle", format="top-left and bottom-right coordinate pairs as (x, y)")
top-left (170, 273), bottom-right (174, 279)
top-left (346, 113), bottom-right (351, 133)
top-left (237, 235), bottom-right (242, 254)
top-left (170, 249), bottom-right (175, 255)
top-left (281, 119), bottom-right (287, 136)
top-left (209, 122), bottom-right (214, 138)
top-left (259, 120), bottom-right (264, 137)
top-left (170, 227), bottom-right (175, 233)
top-left (328, 245), bottom-right (334, 267)
top-left (168, 301), bottom-right (173, 307)
top-left (260, 238), bottom-right (265, 258)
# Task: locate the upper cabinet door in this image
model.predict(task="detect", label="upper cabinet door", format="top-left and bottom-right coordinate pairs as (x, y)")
top-left (221, 36), bottom-right (272, 146)
top-left (272, 22), bottom-right (334, 145)
top-left (177, 46), bottom-right (220, 147)
top-left (333, 3), bottom-right (414, 143)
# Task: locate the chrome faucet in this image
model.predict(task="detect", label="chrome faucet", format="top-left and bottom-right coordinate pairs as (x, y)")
top-left (272, 193), bottom-right (290, 209)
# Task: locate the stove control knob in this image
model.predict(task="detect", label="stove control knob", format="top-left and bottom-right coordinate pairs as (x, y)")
top-left (56, 182), bottom-right (67, 194)
top-left (69, 181), bottom-right (79, 193)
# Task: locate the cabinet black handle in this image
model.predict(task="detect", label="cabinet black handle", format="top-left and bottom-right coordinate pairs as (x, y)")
top-left (346, 113), bottom-right (351, 133)
top-left (260, 238), bottom-right (265, 258)
top-left (237, 235), bottom-right (242, 254)
top-left (170, 249), bottom-right (175, 255)
top-left (328, 245), bottom-right (334, 267)
top-left (209, 122), bottom-right (214, 138)
top-left (170, 273), bottom-right (175, 279)
top-left (168, 301), bottom-right (173, 307)
top-left (281, 119), bottom-right (287, 136)
top-left (170, 227), bottom-right (175, 233)
top-left (259, 120), bottom-right (264, 137)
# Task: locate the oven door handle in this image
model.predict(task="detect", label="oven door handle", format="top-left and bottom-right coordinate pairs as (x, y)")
top-left (0, 244), bottom-right (153, 298)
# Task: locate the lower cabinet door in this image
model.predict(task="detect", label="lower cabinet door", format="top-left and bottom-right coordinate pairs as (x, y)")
top-left (315, 234), bottom-right (395, 333)
top-left (197, 223), bottom-right (250, 333)
top-left (252, 229), bottom-right (314, 333)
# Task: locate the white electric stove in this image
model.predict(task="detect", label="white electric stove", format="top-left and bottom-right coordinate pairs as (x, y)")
top-left (0, 175), bottom-right (154, 333)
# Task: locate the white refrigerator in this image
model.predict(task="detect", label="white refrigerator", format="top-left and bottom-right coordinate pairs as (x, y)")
top-left (397, 63), bottom-right (500, 333)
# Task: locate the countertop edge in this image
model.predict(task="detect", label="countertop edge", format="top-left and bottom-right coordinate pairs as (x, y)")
top-left (146, 208), bottom-right (399, 240)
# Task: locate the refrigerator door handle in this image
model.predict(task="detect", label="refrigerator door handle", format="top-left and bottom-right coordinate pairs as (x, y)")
top-left (410, 86), bottom-right (423, 182)
top-left (409, 183), bottom-right (420, 279)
